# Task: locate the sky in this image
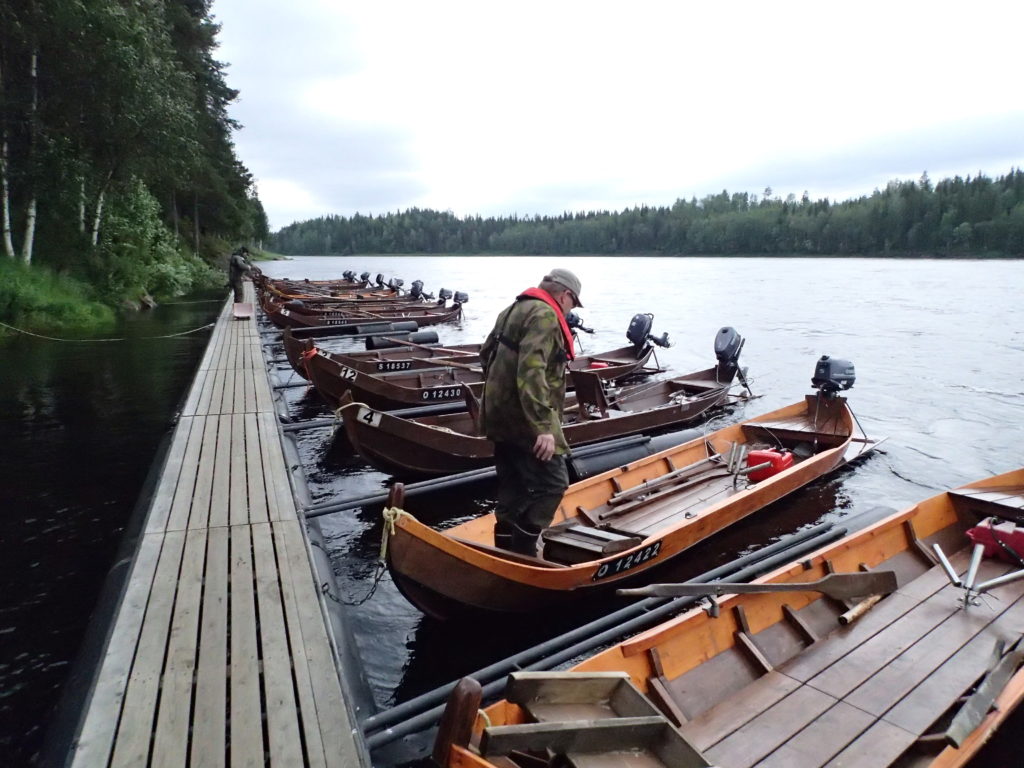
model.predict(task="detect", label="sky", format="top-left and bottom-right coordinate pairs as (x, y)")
top-left (212, 0), bottom-right (1024, 231)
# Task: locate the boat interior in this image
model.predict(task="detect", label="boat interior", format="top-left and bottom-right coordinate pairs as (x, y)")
top-left (540, 397), bottom-right (852, 564)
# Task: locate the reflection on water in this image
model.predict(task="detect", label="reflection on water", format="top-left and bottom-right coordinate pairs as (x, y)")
top-left (0, 294), bottom-right (222, 764)
top-left (263, 255), bottom-right (1024, 765)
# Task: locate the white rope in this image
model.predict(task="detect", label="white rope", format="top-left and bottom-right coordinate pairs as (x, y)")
top-left (0, 319), bottom-right (215, 342)
top-left (380, 506), bottom-right (413, 563)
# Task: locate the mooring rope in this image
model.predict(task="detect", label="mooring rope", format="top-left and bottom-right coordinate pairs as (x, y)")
top-left (0, 319), bottom-right (216, 342)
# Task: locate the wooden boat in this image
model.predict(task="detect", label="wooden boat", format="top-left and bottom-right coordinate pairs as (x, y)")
top-left (306, 342), bottom-right (658, 411)
top-left (337, 351), bottom-right (742, 479)
top-left (382, 360), bottom-right (881, 617)
top-left (264, 297), bottom-right (466, 330)
top-left (433, 468), bottom-right (1024, 768)
top-left (281, 329), bottom-right (482, 381)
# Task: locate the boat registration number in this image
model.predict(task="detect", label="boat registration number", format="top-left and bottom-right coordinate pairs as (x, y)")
top-left (376, 361), bottom-right (413, 372)
top-left (338, 366), bottom-right (357, 381)
top-left (421, 386), bottom-right (463, 401)
top-left (592, 541), bottom-right (662, 581)
top-left (356, 407), bottom-right (382, 427)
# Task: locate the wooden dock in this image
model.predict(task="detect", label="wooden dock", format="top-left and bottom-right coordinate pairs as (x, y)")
top-left (69, 285), bottom-right (367, 767)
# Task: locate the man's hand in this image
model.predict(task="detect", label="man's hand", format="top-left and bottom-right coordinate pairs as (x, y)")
top-left (533, 433), bottom-right (556, 462)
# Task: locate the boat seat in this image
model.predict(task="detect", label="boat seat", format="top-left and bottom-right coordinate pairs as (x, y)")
top-left (948, 486), bottom-right (1024, 524)
top-left (541, 524), bottom-right (644, 565)
top-left (570, 369), bottom-right (609, 419)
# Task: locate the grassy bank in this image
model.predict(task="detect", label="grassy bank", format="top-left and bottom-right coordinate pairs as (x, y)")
top-left (0, 259), bottom-right (116, 333)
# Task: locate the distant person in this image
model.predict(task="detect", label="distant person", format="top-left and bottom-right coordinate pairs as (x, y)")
top-left (229, 246), bottom-right (254, 302)
top-left (479, 268), bottom-right (583, 555)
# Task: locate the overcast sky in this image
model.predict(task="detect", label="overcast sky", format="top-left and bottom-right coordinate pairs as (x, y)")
top-left (212, 1), bottom-right (1023, 231)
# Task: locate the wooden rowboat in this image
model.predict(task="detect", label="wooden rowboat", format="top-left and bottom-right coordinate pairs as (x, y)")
top-left (337, 356), bottom-right (742, 479)
top-left (433, 468), bottom-right (1024, 768)
top-left (281, 329), bottom-right (482, 381)
top-left (382, 369), bottom-right (881, 617)
top-left (264, 298), bottom-right (465, 330)
top-left (306, 343), bottom-right (658, 411)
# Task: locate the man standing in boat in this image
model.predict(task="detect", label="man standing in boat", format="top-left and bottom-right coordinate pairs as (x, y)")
top-left (479, 268), bottom-right (583, 555)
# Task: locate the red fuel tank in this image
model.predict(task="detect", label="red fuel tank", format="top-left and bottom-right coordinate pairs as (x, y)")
top-left (967, 521), bottom-right (1024, 563)
top-left (746, 449), bottom-right (795, 482)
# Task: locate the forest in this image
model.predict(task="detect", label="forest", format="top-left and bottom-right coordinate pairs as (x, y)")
top-left (1, 0), bottom-right (266, 328)
top-left (271, 169), bottom-right (1024, 258)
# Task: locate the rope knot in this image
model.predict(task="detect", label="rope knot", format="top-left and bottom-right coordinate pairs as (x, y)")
top-left (379, 506), bottom-right (413, 562)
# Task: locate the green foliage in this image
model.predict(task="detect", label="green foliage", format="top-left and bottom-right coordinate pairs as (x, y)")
top-left (0, 258), bottom-right (114, 332)
top-left (87, 178), bottom-right (221, 303)
top-left (271, 169), bottom-right (1024, 258)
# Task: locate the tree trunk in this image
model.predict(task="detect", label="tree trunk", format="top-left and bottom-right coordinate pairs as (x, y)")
top-left (90, 188), bottom-right (106, 246)
top-left (0, 46), bottom-right (17, 259)
top-left (79, 178), bottom-right (87, 233)
top-left (19, 48), bottom-right (39, 265)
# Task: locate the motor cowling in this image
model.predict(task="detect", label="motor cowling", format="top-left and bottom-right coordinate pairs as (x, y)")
top-left (375, 273), bottom-right (386, 287)
top-left (627, 313), bottom-right (671, 351)
top-left (812, 355), bottom-right (855, 393)
top-left (388, 278), bottom-right (404, 290)
top-left (360, 271), bottom-right (371, 282)
top-left (453, 291), bottom-right (469, 304)
top-left (343, 270), bottom-right (355, 281)
top-left (715, 327), bottom-right (744, 366)
top-left (409, 280), bottom-right (425, 299)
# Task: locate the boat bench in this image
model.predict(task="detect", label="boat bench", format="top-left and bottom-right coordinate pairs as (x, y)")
top-left (479, 672), bottom-right (711, 768)
top-left (541, 523), bottom-right (644, 565)
top-left (949, 485), bottom-right (1024, 525)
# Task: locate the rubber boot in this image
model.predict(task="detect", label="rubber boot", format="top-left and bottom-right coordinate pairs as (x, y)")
top-left (493, 520), bottom-right (514, 551)
top-left (509, 523), bottom-right (541, 556)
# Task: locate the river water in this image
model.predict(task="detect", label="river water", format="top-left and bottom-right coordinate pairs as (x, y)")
top-left (2, 257), bottom-right (1022, 765)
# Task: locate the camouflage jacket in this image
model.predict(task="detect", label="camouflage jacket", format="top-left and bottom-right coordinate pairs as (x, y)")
top-left (479, 294), bottom-right (570, 454)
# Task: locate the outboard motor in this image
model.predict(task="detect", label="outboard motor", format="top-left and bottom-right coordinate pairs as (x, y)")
top-left (714, 326), bottom-right (744, 380)
top-left (375, 273), bottom-right (386, 288)
top-left (812, 355), bottom-right (855, 394)
top-left (436, 288), bottom-right (453, 305)
top-left (409, 280), bottom-right (425, 299)
top-left (360, 271), bottom-right (371, 283)
top-left (453, 291), bottom-right (469, 305)
top-left (388, 278), bottom-right (404, 291)
top-left (566, 311), bottom-right (594, 334)
top-left (627, 313), bottom-right (672, 354)
top-left (342, 270), bottom-right (355, 281)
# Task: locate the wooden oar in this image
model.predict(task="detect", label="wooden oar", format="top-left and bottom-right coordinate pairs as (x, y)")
top-left (617, 570), bottom-right (898, 601)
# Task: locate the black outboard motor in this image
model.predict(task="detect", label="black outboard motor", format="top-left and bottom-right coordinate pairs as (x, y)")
top-left (388, 278), bottom-right (404, 291)
top-left (812, 355), bottom-right (855, 395)
top-left (409, 280), bottom-right (425, 299)
top-left (714, 326), bottom-right (744, 379)
top-left (566, 311), bottom-right (594, 334)
top-left (342, 270), bottom-right (355, 281)
top-left (453, 291), bottom-right (469, 305)
top-left (375, 273), bottom-right (386, 288)
top-left (627, 313), bottom-right (672, 354)
top-left (360, 271), bottom-right (371, 283)
top-left (436, 288), bottom-right (453, 306)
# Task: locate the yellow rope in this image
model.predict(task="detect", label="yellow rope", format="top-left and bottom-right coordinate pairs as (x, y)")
top-left (379, 506), bottom-right (413, 562)
top-left (333, 399), bottom-right (371, 424)
top-left (477, 709), bottom-right (492, 729)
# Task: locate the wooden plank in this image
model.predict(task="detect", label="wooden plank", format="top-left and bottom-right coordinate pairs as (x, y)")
top-left (145, 415), bottom-right (195, 534)
top-left (69, 533), bottom-right (163, 768)
top-left (752, 700), bottom-right (875, 768)
top-left (252, 523), bottom-right (304, 766)
top-left (151, 528), bottom-right (207, 768)
top-left (165, 414), bottom-right (207, 532)
top-left (681, 671), bottom-right (802, 751)
top-left (207, 414), bottom-right (232, 528)
top-left (191, 525), bottom-right (229, 768)
top-left (274, 521), bottom-right (328, 768)
top-left (109, 530), bottom-right (187, 768)
top-left (245, 413), bottom-right (269, 523)
top-left (244, 367), bottom-right (258, 413)
top-left (229, 524), bottom-right (264, 768)
top-left (277, 521), bottom-right (361, 767)
top-left (182, 367), bottom-right (210, 417)
top-left (821, 718), bottom-right (917, 768)
top-left (481, 717), bottom-right (667, 756)
top-left (261, 411), bottom-right (297, 521)
top-left (230, 413), bottom-right (248, 526)
top-left (704, 685), bottom-right (837, 768)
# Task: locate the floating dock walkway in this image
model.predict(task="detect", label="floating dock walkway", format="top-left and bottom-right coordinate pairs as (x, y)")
top-left (68, 284), bottom-right (367, 767)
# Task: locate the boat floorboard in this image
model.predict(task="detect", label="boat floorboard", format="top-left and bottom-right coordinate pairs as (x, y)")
top-left (676, 544), bottom-right (1024, 768)
top-left (69, 283), bottom-right (364, 768)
